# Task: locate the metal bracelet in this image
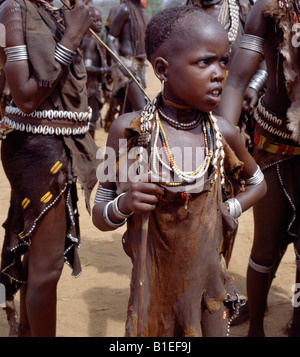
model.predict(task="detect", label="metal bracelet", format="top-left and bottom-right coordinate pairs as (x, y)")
top-left (103, 200), bottom-right (126, 228)
top-left (112, 193), bottom-right (134, 220)
top-left (245, 165), bottom-right (264, 185)
top-left (226, 198), bottom-right (242, 219)
top-left (239, 34), bottom-right (265, 54)
top-left (248, 69), bottom-right (268, 92)
top-left (55, 42), bottom-right (76, 66)
top-left (94, 184), bottom-right (117, 204)
top-left (5, 45), bottom-right (29, 62)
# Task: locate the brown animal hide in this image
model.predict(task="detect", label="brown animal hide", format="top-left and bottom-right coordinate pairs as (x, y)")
top-left (119, 114), bottom-right (242, 337)
top-left (264, 0), bottom-right (300, 144)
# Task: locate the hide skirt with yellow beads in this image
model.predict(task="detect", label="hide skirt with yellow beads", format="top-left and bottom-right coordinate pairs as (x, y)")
top-left (0, 130), bottom-right (98, 300)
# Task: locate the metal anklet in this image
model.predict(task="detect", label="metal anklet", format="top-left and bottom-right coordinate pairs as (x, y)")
top-left (249, 256), bottom-right (274, 274)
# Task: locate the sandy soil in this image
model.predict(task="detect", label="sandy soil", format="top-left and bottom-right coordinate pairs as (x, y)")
top-left (0, 66), bottom-right (296, 338)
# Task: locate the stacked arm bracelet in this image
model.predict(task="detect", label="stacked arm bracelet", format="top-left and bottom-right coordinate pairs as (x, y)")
top-left (55, 42), bottom-right (76, 66)
top-left (94, 185), bottom-right (133, 228)
top-left (4, 45), bottom-right (29, 62)
top-left (94, 184), bottom-right (117, 203)
top-left (103, 201), bottom-right (126, 228)
top-left (239, 34), bottom-right (264, 54)
top-left (5, 43), bottom-right (75, 66)
top-left (248, 69), bottom-right (268, 93)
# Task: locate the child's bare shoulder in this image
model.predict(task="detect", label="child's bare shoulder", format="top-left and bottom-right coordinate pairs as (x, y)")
top-left (106, 111), bottom-right (142, 147)
top-left (214, 115), bottom-right (249, 157)
top-left (214, 115), bottom-right (239, 141)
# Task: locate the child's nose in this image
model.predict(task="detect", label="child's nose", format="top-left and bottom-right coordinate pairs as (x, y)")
top-left (212, 66), bottom-right (225, 82)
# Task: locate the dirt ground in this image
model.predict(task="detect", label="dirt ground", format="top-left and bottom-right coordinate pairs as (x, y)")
top-left (0, 65), bottom-right (296, 338)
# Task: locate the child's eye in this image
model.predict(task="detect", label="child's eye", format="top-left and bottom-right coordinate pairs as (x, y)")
top-left (197, 59), bottom-right (209, 67)
top-left (220, 58), bottom-right (229, 67)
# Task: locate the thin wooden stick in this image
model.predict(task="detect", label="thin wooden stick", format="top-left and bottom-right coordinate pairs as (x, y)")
top-left (60, 0), bottom-right (150, 101)
top-left (60, 1), bottom-right (151, 335)
top-left (0, 103), bottom-right (3, 119)
top-left (89, 29), bottom-right (150, 101)
top-left (137, 213), bottom-right (149, 337)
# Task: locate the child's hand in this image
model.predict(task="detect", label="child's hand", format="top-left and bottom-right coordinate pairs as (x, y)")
top-left (243, 87), bottom-right (258, 116)
top-left (119, 173), bottom-right (169, 214)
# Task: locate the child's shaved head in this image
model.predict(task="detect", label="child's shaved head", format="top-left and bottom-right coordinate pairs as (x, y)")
top-left (145, 5), bottom-right (226, 63)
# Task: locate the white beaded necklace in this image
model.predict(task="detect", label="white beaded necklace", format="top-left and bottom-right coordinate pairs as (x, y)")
top-left (151, 111), bottom-right (225, 186)
top-left (152, 112), bottom-right (212, 184)
top-left (137, 96), bottom-right (225, 186)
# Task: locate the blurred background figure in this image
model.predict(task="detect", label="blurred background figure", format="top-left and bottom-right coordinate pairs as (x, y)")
top-left (81, 5), bottom-right (111, 138)
top-left (104, 0), bottom-right (148, 131)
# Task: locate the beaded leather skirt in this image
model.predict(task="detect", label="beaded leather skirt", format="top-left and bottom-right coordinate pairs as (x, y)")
top-left (0, 130), bottom-right (97, 300)
top-left (252, 99), bottom-right (300, 261)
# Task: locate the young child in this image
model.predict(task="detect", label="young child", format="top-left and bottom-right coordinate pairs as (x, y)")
top-left (92, 6), bottom-right (266, 337)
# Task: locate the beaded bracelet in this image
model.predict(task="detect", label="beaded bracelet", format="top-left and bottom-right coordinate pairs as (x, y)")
top-left (55, 42), bottom-right (76, 66)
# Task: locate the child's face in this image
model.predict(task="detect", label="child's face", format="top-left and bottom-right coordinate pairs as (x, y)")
top-left (91, 11), bottom-right (103, 33)
top-left (163, 25), bottom-right (229, 112)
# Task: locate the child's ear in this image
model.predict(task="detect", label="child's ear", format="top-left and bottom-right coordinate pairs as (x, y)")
top-left (153, 56), bottom-right (168, 82)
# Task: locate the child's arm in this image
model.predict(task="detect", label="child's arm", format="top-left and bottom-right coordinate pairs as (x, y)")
top-left (218, 116), bottom-right (267, 215)
top-left (92, 113), bottom-right (167, 232)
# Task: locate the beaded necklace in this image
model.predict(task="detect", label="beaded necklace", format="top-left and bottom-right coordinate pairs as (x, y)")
top-left (158, 108), bottom-right (201, 130)
top-left (137, 95), bottom-right (225, 188)
top-left (191, 0), bottom-right (240, 46)
top-left (151, 111), bottom-right (213, 186)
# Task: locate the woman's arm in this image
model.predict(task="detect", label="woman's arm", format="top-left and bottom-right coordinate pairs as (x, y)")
top-left (215, 0), bottom-right (270, 125)
top-left (83, 39), bottom-right (110, 76)
top-left (1, 0), bottom-right (92, 113)
top-left (106, 3), bottom-right (129, 53)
